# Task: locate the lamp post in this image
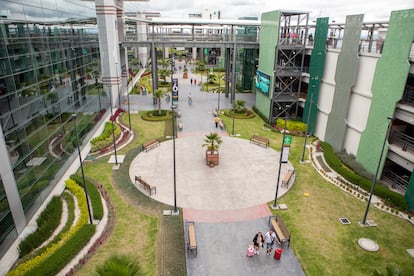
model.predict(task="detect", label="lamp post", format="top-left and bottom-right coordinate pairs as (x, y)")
top-left (301, 85), bottom-right (315, 162)
top-left (273, 105), bottom-right (291, 209)
top-left (170, 56), bottom-right (175, 107)
top-left (127, 85), bottom-right (131, 131)
top-left (72, 114), bottom-right (93, 224)
top-left (231, 99), bottom-right (235, 136)
top-left (360, 117), bottom-right (393, 226)
top-left (171, 105), bottom-right (178, 214)
top-left (109, 81), bottom-right (118, 165)
top-left (115, 62), bottom-right (121, 107)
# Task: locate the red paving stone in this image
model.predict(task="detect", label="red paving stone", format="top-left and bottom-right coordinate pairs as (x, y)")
top-left (183, 204), bottom-right (272, 223)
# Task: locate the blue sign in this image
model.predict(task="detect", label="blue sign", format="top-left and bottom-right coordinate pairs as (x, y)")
top-left (255, 70), bottom-right (271, 95)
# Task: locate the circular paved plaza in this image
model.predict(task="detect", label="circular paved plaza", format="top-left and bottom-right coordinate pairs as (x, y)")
top-left (129, 135), bottom-right (294, 211)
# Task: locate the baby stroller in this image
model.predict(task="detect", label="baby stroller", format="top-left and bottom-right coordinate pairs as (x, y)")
top-left (246, 243), bottom-right (255, 257)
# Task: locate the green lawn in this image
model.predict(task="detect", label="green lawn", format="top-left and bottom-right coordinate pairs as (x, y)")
top-left (79, 110), bottom-right (414, 275)
top-left (220, 112), bottom-right (414, 275)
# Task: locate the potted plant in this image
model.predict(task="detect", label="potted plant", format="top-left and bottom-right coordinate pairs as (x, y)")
top-left (202, 132), bottom-right (222, 166)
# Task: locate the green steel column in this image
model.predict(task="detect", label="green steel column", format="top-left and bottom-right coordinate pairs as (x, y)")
top-left (303, 17), bottom-right (329, 135)
top-left (325, 14), bottom-right (364, 151)
top-left (406, 174), bottom-right (414, 212)
top-left (357, 10), bottom-right (414, 174)
top-left (255, 10), bottom-right (280, 120)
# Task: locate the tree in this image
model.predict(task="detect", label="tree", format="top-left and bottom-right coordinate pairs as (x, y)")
top-left (153, 89), bottom-right (166, 115)
top-left (158, 68), bottom-right (170, 84)
top-left (233, 99), bottom-right (246, 114)
top-left (207, 73), bottom-right (216, 84)
top-left (202, 132), bottom-right (223, 151)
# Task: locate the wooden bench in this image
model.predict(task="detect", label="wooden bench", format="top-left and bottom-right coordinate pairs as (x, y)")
top-left (187, 221), bottom-right (197, 256)
top-left (143, 138), bottom-right (160, 152)
top-left (178, 120), bottom-right (183, 130)
top-left (282, 169), bottom-right (295, 188)
top-left (219, 119), bottom-right (226, 130)
top-left (268, 215), bottom-right (291, 248)
top-left (250, 135), bottom-right (270, 148)
top-left (134, 176), bottom-right (156, 196)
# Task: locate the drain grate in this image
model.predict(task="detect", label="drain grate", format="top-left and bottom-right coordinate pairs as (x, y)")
top-left (339, 217), bottom-right (351, 224)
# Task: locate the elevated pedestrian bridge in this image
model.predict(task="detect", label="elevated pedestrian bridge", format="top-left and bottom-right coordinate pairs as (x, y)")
top-left (122, 18), bottom-right (261, 49)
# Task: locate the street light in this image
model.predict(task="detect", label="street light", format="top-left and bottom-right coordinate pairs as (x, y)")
top-left (171, 105), bottom-right (178, 214)
top-left (170, 56), bottom-right (175, 107)
top-left (115, 62), bottom-right (121, 107)
top-left (360, 116), bottom-right (393, 226)
top-left (127, 85), bottom-right (131, 131)
top-left (301, 85), bottom-right (315, 162)
top-left (273, 105), bottom-right (291, 209)
top-left (231, 99), bottom-right (235, 136)
top-left (72, 114), bottom-right (93, 224)
top-left (108, 80), bottom-right (118, 166)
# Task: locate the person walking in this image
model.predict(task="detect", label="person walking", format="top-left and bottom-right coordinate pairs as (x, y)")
top-left (252, 232), bottom-right (264, 255)
top-left (264, 229), bottom-right (276, 255)
top-left (194, 79), bottom-right (197, 86)
top-left (214, 116), bottom-right (220, 128)
top-left (190, 78), bottom-right (193, 86)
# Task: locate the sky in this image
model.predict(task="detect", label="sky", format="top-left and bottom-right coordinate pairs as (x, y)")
top-left (125, 0), bottom-right (413, 23)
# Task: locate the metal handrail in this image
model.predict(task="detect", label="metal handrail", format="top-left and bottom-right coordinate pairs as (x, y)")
top-left (389, 130), bottom-right (414, 152)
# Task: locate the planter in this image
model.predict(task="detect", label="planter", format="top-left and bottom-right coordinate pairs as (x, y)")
top-left (206, 150), bottom-right (219, 166)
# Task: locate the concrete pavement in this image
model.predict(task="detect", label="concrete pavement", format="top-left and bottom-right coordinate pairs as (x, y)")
top-left (128, 61), bottom-right (305, 275)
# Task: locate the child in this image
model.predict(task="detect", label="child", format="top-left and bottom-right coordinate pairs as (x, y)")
top-left (246, 243), bottom-right (255, 257)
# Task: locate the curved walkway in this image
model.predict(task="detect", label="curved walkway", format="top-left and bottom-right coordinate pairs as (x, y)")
top-left (129, 135), bottom-right (295, 222)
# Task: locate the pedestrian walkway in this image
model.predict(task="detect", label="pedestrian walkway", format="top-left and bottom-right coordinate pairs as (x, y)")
top-left (128, 60), bottom-right (305, 275)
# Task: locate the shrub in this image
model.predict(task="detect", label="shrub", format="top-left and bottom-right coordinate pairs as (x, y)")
top-left (18, 197), bottom-right (62, 257)
top-left (70, 174), bottom-right (104, 220)
top-left (321, 141), bottom-right (408, 211)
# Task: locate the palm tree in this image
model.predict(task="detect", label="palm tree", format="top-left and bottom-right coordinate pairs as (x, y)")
top-left (95, 255), bottom-right (141, 276)
top-left (202, 132), bottom-right (223, 151)
top-left (233, 99), bottom-right (246, 114)
top-left (153, 89), bottom-right (166, 115)
top-left (207, 73), bottom-right (216, 84)
top-left (158, 68), bottom-right (170, 84)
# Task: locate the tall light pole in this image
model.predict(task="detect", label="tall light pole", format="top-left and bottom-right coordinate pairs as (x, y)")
top-left (170, 56), bottom-right (175, 107)
top-left (109, 81), bottom-right (118, 166)
top-left (127, 85), bottom-right (131, 131)
top-left (273, 105), bottom-right (291, 209)
top-left (301, 85), bottom-right (315, 162)
top-left (171, 105), bottom-right (178, 214)
top-left (72, 114), bottom-right (93, 224)
top-left (360, 117), bottom-right (393, 226)
top-left (115, 62), bottom-right (121, 107)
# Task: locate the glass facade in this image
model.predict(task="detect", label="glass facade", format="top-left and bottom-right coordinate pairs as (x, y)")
top-left (0, 0), bottom-right (103, 256)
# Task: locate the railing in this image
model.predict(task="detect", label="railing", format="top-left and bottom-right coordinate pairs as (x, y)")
top-left (383, 170), bottom-right (409, 194)
top-left (401, 88), bottom-right (414, 106)
top-left (389, 130), bottom-right (414, 153)
top-left (124, 32), bottom-right (259, 44)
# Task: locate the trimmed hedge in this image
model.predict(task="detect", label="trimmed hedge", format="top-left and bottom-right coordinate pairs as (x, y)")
top-left (18, 197), bottom-right (62, 257)
top-left (70, 174), bottom-right (104, 220)
top-left (90, 122), bottom-right (121, 152)
top-left (321, 141), bottom-right (408, 211)
top-left (9, 179), bottom-right (91, 276)
top-left (27, 224), bottom-right (95, 276)
top-left (141, 110), bottom-right (172, 121)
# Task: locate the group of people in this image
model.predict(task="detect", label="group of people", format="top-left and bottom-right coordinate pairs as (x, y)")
top-left (248, 229), bottom-right (277, 256)
top-left (190, 78), bottom-right (197, 86)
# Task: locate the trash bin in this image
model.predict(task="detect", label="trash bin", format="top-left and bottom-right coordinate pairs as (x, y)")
top-left (274, 248), bottom-right (283, 260)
